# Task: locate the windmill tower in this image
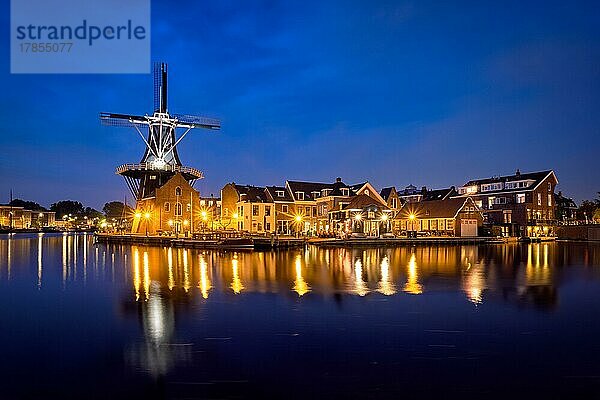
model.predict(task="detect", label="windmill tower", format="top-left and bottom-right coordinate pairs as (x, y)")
top-left (100, 63), bottom-right (220, 234)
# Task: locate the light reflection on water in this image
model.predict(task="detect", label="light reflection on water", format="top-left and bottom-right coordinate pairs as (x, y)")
top-left (1, 233), bottom-right (600, 398)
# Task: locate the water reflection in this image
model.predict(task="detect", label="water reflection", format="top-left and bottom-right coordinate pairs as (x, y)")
top-left (37, 234), bottom-right (43, 289)
top-left (198, 255), bottom-right (211, 299)
top-left (404, 253), bottom-right (422, 295)
top-left (377, 256), bottom-right (396, 296)
top-left (2, 234), bottom-right (600, 382)
top-left (293, 254), bottom-right (310, 296)
top-left (230, 254), bottom-right (244, 294)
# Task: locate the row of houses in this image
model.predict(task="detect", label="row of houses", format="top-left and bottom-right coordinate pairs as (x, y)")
top-left (217, 169), bottom-right (573, 238)
top-left (219, 179), bottom-right (480, 237)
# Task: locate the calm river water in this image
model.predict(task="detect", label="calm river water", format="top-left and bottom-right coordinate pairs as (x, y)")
top-left (1, 233), bottom-right (600, 399)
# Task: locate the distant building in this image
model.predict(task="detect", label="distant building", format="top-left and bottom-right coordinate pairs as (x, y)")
top-left (455, 169), bottom-right (558, 237)
top-left (397, 185), bottom-right (457, 204)
top-left (396, 197), bottom-right (483, 237)
top-left (554, 191), bottom-right (577, 224)
top-left (0, 206), bottom-right (55, 229)
top-left (422, 187), bottom-right (457, 201)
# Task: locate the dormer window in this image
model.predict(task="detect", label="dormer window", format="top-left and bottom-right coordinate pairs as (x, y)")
top-left (312, 191), bottom-right (320, 198)
top-left (296, 192), bottom-right (304, 200)
top-left (322, 189), bottom-right (332, 197)
top-left (276, 190), bottom-right (285, 197)
top-left (341, 188), bottom-right (349, 196)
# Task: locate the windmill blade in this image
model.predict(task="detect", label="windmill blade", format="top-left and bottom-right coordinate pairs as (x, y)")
top-left (173, 113), bottom-right (221, 130)
top-left (154, 62), bottom-right (168, 113)
top-left (99, 112), bottom-right (148, 127)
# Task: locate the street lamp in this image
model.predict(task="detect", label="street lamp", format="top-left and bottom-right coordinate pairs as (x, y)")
top-left (408, 213), bottom-right (416, 237)
top-left (294, 215), bottom-right (303, 237)
top-left (144, 212), bottom-right (150, 236)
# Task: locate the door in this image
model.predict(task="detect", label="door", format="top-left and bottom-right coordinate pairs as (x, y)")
top-left (460, 219), bottom-right (478, 237)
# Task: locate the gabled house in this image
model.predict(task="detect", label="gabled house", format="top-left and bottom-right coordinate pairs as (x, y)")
top-left (380, 187), bottom-right (401, 211)
top-left (454, 169), bottom-right (558, 237)
top-left (396, 197), bottom-right (483, 237)
top-left (221, 183), bottom-right (274, 233)
top-left (286, 177), bottom-right (355, 234)
top-left (265, 185), bottom-right (295, 234)
top-left (330, 192), bottom-right (392, 237)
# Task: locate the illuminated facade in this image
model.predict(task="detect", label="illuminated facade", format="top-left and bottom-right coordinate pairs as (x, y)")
top-left (132, 173), bottom-right (201, 235)
top-left (396, 197), bottom-right (483, 237)
top-left (455, 169), bottom-right (558, 237)
top-left (0, 206), bottom-right (55, 229)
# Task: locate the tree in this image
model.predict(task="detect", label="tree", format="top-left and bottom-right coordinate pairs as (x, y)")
top-left (84, 207), bottom-right (104, 220)
top-left (102, 201), bottom-right (133, 220)
top-left (8, 199), bottom-right (46, 211)
top-left (577, 192), bottom-right (600, 222)
top-left (50, 200), bottom-right (85, 219)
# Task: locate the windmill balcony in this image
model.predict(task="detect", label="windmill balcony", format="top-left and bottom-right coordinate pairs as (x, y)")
top-left (116, 163), bottom-right (204, 179)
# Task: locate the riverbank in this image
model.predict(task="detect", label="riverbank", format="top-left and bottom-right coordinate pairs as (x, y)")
top-left (93, 233), bottom-right (524, 250)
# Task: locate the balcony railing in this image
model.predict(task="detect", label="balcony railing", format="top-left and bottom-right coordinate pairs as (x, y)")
top-left (116, 163), bottom-right (204, 178)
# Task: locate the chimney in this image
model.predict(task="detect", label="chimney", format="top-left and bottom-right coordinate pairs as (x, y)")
top-left (516, 168), bottom-right (521, 177)
top-left (421, 186), bottom-right (427, 194)
top-left (336, 177), bottom-right (342, 183)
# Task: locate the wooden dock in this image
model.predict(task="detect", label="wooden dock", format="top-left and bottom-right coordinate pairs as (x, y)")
top-left (94, 233), bottom-right (306, 250)
top-left (94, 233), bottom-right (505, 250)
top-left (309, 237), bottom-right (488, 248)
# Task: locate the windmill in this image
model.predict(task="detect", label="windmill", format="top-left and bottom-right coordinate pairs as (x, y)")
top-left (100, 62), bottom-right (220, 200)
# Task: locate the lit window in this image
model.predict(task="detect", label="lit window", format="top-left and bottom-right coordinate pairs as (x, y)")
top-left (265, 205), bottom-right (271, 216)
top-left (175, 186), bottom-right (182, 196)
top-left (253, 205), bottom-right (259, 216)
top-left (296, 192), bottom-right (304, 200)
top-left (164, 202), bottom-right (170, 212)
top-left (282, 204), bottom-right (288, 213)
top-left (175, 202), bottom-right (182, 216)
top-left (537, 193), bottom-right (542, 206)
top-left (548, 194), bottom-right (552, 207)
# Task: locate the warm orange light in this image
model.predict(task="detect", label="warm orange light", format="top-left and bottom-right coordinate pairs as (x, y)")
top-left (144, 212), bottom-right (150, 219)
top-left (167, 219), bottom-right (173, 226)
top-left (233, 212), bottom-right (239, 219)
top-left (409, 214), bottom-right (415, 220)
top-left (183, 219), bottom-right (189, 226)
top-left (381, 214), bottom-right (388, 221)
top-left (354, 213), bottom-right (362, 221)
top-left (135, 212), bottom-right (142, 219)
top-left (295, 215), bottom-right (302, 222)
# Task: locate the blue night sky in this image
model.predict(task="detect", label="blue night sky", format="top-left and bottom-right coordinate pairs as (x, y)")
top-left (1, 0), bottom-right (599, 209)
